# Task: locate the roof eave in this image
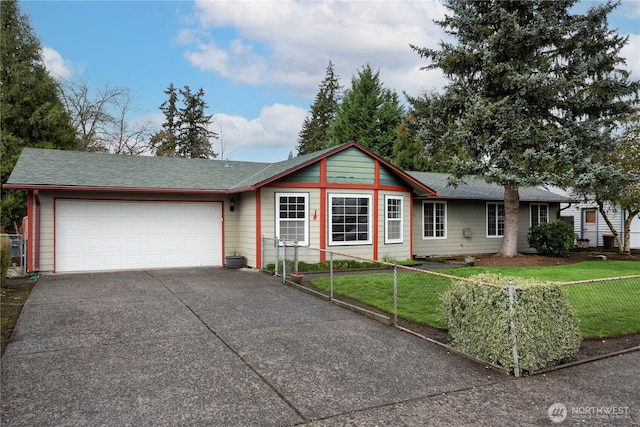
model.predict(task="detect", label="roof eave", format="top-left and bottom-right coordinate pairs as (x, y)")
top-left (2, 183), bottom-right (230, 194)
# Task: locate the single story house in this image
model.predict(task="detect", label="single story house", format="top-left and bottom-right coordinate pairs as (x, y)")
top-left (4, 142), bottom-right (571, 273)
top-left (547, 187), bottom-right (640, 250)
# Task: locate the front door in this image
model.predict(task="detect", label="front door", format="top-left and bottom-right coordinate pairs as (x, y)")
top-left (582, 208), bottom-right (598, 247)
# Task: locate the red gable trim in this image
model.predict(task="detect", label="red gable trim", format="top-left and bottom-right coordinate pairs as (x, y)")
top-left (250, 142), bottom-right (440, 196)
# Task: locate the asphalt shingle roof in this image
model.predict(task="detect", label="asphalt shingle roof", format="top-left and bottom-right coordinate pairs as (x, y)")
top-left (6, 148), bottom-right (334, 192)
top-left (407, 171), bottom-right (571, 202)
top-left (7, 147), bottom-right (571, 203)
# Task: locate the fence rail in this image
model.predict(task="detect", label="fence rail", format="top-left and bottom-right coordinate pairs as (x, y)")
top-left (261, 237), bottom-right (640, 375)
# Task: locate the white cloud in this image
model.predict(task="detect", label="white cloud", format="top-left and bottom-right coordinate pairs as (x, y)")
top-left (621, 33), bottom-right (640, 80)
top-left (177, 0), bottom-right (639, 162)
top-left (135, 104), bottom-right (306, 162)
top-left (41, 46), bottom-right (81, 80)
top-left (212, 103), bottom-right (308, 161)
top-left (185, 0), bottom-right (449, 96)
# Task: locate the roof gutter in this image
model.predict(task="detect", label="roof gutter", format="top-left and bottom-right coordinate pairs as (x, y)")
top-left (2, 184), bottom-right (233, 194)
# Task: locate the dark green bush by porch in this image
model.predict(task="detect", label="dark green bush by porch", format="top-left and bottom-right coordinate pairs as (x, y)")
top-left (527, 220), bottom-right (575, 257)
top-left (441, 274), bottom-right (581, 374)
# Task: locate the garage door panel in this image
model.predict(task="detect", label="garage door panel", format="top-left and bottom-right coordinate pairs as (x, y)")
top-left (55, 200), bottom-right (222, 272)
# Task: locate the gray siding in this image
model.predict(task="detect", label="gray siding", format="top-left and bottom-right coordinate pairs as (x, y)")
top-left (412, 199), bottom-right (561, 257)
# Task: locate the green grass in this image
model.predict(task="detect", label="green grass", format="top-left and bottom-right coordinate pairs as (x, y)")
top-left (562, 280), bottom-right (640, 338)
top-left (450, 261), bottom-right (640, 282)
top-left (310, 261), bottom-right (640, 338)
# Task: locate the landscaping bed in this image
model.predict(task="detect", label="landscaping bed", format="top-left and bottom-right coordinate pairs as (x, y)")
top-left (294, 278), bottom-right (640, 363)
top-left (295, 252), bottom-right (640, 368)
top-left (1, 277), bottom-right (37, 356)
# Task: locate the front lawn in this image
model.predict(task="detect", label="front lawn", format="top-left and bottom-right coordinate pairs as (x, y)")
top-left (310, 261), bottom-right (640, 338)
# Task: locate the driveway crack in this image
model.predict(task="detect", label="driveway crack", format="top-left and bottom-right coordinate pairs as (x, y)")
top-left (144, 270), bottom-right (308, 422)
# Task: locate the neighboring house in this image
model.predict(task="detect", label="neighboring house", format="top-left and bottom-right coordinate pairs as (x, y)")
top-left (547, 187), bottom-right (640, 250)
top-left (4, 143), bottom-right (571, 273)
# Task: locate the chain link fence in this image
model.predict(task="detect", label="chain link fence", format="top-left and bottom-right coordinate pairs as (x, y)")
top-left (4, 234), bottom-right (26, 278)
top-left (558, 275), bottom-right (640, 339)
top-left (261, 237), bottom-right (640, 375)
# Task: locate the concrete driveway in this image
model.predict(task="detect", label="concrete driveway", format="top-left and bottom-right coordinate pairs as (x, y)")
top-left (1, 268), bottom-right (638, 426)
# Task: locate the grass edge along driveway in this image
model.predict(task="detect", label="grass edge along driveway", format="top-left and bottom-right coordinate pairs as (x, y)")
top-left (310, 261), bottom-right (640, 339)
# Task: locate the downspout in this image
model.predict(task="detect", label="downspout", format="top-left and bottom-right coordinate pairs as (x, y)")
top-left (559, 202), bottom-right (572, 219)
top-left (26, 192), bottom-right (33, 273)
top-left (34, 190), bottom-right (40, 272)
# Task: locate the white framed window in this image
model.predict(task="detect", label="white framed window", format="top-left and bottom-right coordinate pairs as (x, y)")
top-left (276, 193), bottom-right (309, 245)
top-left (487, 202), bottom-right (505, 237)
top-left (329, 194), bottom-right (372, 245)
top-left (385, 195), bottom-right (403, 244)
top-left (423, 201), bottom-right (447, 239)
top-left (530, 203), bottom-right (549, 227)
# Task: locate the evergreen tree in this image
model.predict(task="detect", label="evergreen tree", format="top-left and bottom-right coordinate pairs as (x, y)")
top-left (392, 122), bottom-right (432, 172)
top-left (150, 83), bottom-right (180, 156)
top-left (150, 84), bottom-right (217, 158)
top-left (1, 0), bottom-right (77, 231)
top-left (178, 86), bottom-right (217, 159)
top-left (408, 0), bottom-right (639, 257)
top-left (297, 61), bottom-right (341, 155)
top-left (330, 64), bottom-right (404, 160)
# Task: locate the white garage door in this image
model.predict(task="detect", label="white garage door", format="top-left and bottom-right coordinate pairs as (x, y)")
top-left (56, 200), bottom-right (222, 272)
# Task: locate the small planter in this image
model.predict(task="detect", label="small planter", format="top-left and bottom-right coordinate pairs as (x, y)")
top-left (290, 272), bottom-right (304, 284)
top-left (225, 255), bottom-right (246, 269)
top-left (576, 239), bottom-right (590, 249)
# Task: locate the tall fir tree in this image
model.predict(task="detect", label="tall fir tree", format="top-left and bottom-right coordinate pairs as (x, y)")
top-left (330, 64), bottom-right (404, 160)
top-left (150, 84), bottom-right (217, 158)
top-left (297, 61), bottom-right (341, 155)
top-left (1, 0), bottom-right (77, 231)
top-left (408, 0), bottom-right (639, 257)
top-left (392, 122), bottom-right (433, 172)
top-left (150, 83), bottom-right (181, 157)
top-left (178, 86), bottom-right (217, 159)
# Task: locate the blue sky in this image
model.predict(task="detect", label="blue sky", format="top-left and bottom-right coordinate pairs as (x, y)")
top-left (21, 0), bottom-right (640, 163)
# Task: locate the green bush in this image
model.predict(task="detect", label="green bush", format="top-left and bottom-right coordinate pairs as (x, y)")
top-left (527, 220), bottom-right (575, 257)
top-left (1, 235), bottom-right (12, 285)
top-left (442, 273), bottom-right (581, 374)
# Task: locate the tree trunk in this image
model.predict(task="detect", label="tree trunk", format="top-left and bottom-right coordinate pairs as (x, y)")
top-left (499, 185), bottom-right (520, 258)
top-left (597, 201), bottom-right (624, 254)
top-left (622, 210), bottom-right (639, 255)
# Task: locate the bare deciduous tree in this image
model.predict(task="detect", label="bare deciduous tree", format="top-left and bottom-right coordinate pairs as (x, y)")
top-left (59, 80), bottom-right (151, 154)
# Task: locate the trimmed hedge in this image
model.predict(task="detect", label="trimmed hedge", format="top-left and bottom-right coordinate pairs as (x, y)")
top-left (441, 274), bottom-right (581, 374)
